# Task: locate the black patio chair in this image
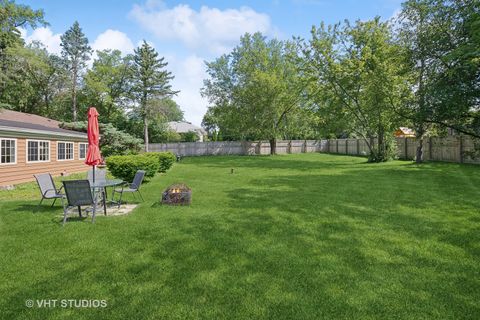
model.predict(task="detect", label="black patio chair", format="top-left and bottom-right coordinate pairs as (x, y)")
top-left (34, 173), bottom-right (64, 210)
top-left (113, 170), bottom-right (146, 208)
top-left (61, 180), bottom-right (96, 225)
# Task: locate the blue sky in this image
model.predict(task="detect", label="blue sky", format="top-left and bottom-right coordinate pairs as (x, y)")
top-left (20, 0), bottom-right (403, 125)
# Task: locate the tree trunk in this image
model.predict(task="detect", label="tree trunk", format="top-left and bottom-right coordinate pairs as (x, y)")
top-left (378, 127), bottom-right (384, 159)
top-left (72, 66), bottom-right (78, 122)
top-left (44, 92), bottom-right (49, 115)
top-left (269, 138), bottom-right (276, 155)
top-left (415, 55), bottom-right (427, 164)
top-left (144, 117), bottom-right (149, 152)
top-left (416, 138), bottom-right (424, 163)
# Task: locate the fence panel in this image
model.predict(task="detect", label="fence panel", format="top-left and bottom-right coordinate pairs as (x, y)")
top-left (149, 136), bottom-right (480, 164)
top-left (291, 140), bottom-right (304, 153)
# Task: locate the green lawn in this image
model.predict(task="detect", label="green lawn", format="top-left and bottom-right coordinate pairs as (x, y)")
top-left (1, 153), bottom-right (479, 319)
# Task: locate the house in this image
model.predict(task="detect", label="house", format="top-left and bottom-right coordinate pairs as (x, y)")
top-left (167, 121), bottom-right (207, 142)
top-left (394, 127), bottom-right (416, 138)
top-left (0, 109), bottom-right (89, 187)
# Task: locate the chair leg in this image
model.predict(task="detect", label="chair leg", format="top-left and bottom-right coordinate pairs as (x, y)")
top-left (118, 191), bottom-right (123, 209)
top-left (102, 188), bottom-right (107, 216)
top-left (137, 190), bottom-right (145, 201)
top-left (36, 197), bottom-right (44, 212)
top-left (92, 200), bottom-right (96, 224)
top-left (51, 198), bottom-right (57, 207)
top-left (62, 198), bottom-right (67, 226)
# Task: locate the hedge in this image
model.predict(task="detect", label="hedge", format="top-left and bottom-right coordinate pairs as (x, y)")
top-left (106, 155), bottom-right (159, 182)
top-left (143, 152), bottom-right (176, 172)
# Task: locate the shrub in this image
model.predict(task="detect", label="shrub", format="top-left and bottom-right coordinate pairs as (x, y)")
top-left (106, 155), bottom-right (159, 182)
top-left (368, 136), bottom-right (398, 162)
top-left (143, 152), bottom-right (176, 172)
top-left (60, 121), bottom-right (144, 156)
top-left (181, 130), bottom-right (200, 142)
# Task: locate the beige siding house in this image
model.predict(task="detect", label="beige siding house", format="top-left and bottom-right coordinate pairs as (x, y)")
top-left (0, 109), bottom-right (89, 187)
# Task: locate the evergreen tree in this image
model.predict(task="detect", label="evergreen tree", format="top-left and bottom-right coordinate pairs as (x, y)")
top-left (60, 21), bottom-right (91, 121)
top-left (131, 41), bottom-right (177, 151)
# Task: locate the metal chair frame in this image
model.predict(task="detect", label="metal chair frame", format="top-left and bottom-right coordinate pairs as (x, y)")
top-left (61, 180), bottom-right (96, 225)
top-left (112, 170), bottom-right (146, 208)
top-left (34, 173), bottom-right (64, 211)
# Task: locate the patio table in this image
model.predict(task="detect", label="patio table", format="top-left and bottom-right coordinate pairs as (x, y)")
top-left (91, 179), bottom-right (124, 215)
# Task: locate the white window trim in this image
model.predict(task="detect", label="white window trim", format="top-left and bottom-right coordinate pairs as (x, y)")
top-left (57, 141), bottom-right (75, 161)
top-left (0, 138), bottom-right (17, 165)
top-left (26, 139), bottom-right (51, 164)
top-left (78, 142), bottom-right (88, 160)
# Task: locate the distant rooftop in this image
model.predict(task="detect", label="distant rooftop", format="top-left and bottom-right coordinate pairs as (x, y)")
top-left (167, 121), bottom-right (207, 134)
top-left (398, 127), bottom-right (415, 135)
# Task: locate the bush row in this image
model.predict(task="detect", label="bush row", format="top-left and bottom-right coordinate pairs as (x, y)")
top-left (106, 152), bottom-right (176, 182)
top-left (142, 152), bottom-right (176, 172)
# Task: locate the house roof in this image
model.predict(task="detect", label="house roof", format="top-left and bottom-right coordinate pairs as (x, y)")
top-left (0, 109), bottom-right (87, 139)
top-left (398, 127), bottom-right (415, 135)
top-left (167, 121), bottom-right (207, 135)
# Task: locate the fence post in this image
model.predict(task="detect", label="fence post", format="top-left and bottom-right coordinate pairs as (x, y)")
top-left (459, 136), bottom-right (464, 163)
top-left (345, 139), bottom-right (348, 155)
top-left (357, 139), bottom-right (360, 155)
top-left (404, 137), bottom-right (408, 160)
top-left (336, 140), bottom-right (339, 154)
top-left (429, 137), bottom-right (433, 160)
top-left (303, 140), bottom-right (307, 153)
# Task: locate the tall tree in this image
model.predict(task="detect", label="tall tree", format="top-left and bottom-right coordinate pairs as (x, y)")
top-left (130, 41), bottom-right (177, 151)
top-left (60, 21), bottom-right (91, 121)
top-left (202, 33), bottom-right (306, 154)
top-left (84, 49), bottom-right (131, 123)
top-left (304, 18), bottom-right (409, 162)
top-left (1, 42), bottom-right (62, 115)
top-left (0, 0), bottom-right (46, 102)
top-left (149, 97), bottom-right (184, 122)
top-left (398, 0), bottom-right (480, 151)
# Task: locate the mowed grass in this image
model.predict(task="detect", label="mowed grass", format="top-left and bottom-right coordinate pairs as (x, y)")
top-left (0, 153), bottom-right (479, 319)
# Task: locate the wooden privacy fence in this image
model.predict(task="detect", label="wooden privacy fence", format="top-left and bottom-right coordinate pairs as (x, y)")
top-left (325, 136), bottom-right (479, 164)
top-left (149, 140), bottom-right (328, 156)
top-left (148, 136), bottom-right (480, 164)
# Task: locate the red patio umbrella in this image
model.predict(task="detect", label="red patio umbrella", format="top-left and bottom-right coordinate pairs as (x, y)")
top-left (85, 107), bottom-right (102, 183)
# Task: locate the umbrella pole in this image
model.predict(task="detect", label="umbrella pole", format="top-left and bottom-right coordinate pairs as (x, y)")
top-left (93, 165), bottom-right (96, 210)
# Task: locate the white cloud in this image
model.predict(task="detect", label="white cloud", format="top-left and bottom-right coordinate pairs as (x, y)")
top-left (21, 27), bottom-right (62, 55)
top-left (92, 29), bottom-right (135, 54)
top-left (129, 1), bottom-right (273, 54)
top-left (169, 54), bottom-right (208, 126)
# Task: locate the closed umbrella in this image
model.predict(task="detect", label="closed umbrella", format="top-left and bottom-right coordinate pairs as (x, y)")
top-left (85, 107), bottom-right (102, 183)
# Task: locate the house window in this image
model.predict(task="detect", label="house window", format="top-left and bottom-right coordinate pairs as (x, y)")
top-left (0, 138), bottom-right (16, 164)
top-left (57, 142), bottom-right (74, 161)
top-left (79, 143), bottom-right (88, 160)
top-left (27, 140), bottom-right (50, 163)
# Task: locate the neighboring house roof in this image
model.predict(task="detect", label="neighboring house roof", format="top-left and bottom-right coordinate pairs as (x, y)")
top-left (397, 127), bottom-right (415, 135)
top-left (395, 127), bottom-right (416, 138)
top-left (167, 121), bottom-right (207, 135)
top-left (0, 109), bottom-right (87, 139)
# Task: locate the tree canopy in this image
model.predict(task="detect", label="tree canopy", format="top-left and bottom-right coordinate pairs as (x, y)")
top-left (202, 32), bottom-right (307, 154)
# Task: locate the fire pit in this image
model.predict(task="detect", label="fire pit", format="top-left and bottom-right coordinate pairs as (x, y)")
top-left (162, 183), bottom-right (192, 206)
